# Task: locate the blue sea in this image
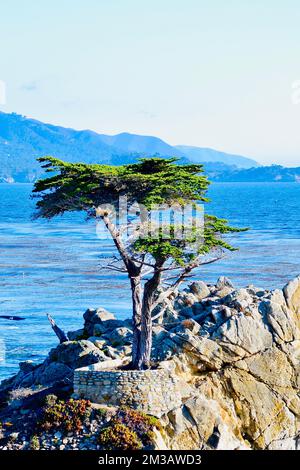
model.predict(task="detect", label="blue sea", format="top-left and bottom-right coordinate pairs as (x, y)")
top-left (1, 182), bottom-right (300, 381)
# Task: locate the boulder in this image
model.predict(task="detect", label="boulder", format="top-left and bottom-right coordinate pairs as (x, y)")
top-left (223, 288), bottom-right (253, 311)
top-left (189, 281), bottom-right (210, 300)
top-left (153, 325), bottom-right (169, 341)
top-left (216, 314), bottom-right (273, 356)
top-left (214, 278), bottom-right (235, 299)
top-left (33, 362), bottom-right (73, 386)
top-left (102, 345), bottom-right (121, 360)
top-left (283, 275), bottom-right (300, 314)
top-left (261, 290), bottom-right (299, 343)
top-left (174, 292), bottom-right (198, 311)
top-left (215, 286), bottom-right (234, 299)
top-left (268, 438), bottom-right (298, 450)
top-left (83, 307), bottom-right (115, 323)
top-left (151, 295), bottom-right (180, 324)
top-left (67, 328), bottom-right (84, 341)
top-left (236, 346), bottom-right (296, 389)
top-left (83, 308), bottom-right (116, 336)
top-left (48, 340), bottom-right (107, 368)
top-left (191, 302), bottom-right (205, 317)
top-left (247, 284), bottom-right (265, 297)
top-left (93, 319), bottom-right (124, 336)
top-left (162, 394), bottom-right (248, 450)
top-left (87, 337), bottom-right (107, 349)
top-left (223, 368), bottom-right (296, 449)
top-left (104, 327), bottom-right (133, 346)
top-left (117, 345), bottom-right (132, 358)
top-left (178, 319), bottom-right (200, 335)
top-left (19, 361), bottom-right (36, 374)
top-left (179, 306), bottom-right (194, 319)
top-left (216, 276), bottom-right (234, 289)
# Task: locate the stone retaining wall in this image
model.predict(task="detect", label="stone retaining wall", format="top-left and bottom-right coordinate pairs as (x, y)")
top-left (74, 361), bottom-right (182, 417)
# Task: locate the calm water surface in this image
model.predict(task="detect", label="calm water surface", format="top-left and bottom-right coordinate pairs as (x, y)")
top-left (0, 182), bottom-right (299, 380)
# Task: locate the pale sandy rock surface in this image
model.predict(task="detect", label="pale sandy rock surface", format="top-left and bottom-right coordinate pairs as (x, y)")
top-left (153, 277), bottom-right (300, 450)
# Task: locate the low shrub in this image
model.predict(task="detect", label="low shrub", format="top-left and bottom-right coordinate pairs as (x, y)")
top-left (98, 407), bottom-right (161, 449)
top-left (94, 408), bottom-right (108, 420)
top-left (30, 435), bottom-right (40, 450)
top-left (98, 422), bottom-right (142, 450)
top-left (44, 394), bottom-right (57, 407)
top-left (39, 398), bottom-right (91, 433)
top-left (116, 406), bottom-right (161, 441)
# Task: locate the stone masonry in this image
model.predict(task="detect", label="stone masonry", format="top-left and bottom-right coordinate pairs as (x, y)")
top-left (73, 361), bottom-right (182, 418)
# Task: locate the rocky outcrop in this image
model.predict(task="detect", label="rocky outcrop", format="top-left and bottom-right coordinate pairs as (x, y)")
top-left (0, 311), bottom-right (133, 392)
top-left (152, 277), bottom-right (300, 450)
top-left (1, 276), bottom-right (300, 450)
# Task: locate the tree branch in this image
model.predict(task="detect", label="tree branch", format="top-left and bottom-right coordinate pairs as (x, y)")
top-left (151, 253), bottom-right (225, 314)
top-left (97, 209), bottom-right (140, 276)
top-left (47, 314), bottom-right (69, 343)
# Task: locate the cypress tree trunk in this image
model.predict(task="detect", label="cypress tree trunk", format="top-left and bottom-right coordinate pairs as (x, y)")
top-left (137, 266), bottom-right (162, 369)
top-left (130, 275), bottom-right (142, 368)
top-left (137, 288), bottom-right (153, 369)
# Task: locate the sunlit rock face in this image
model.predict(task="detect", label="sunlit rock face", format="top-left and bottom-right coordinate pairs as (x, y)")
top-left (153, 277), bottom-right (300, 450)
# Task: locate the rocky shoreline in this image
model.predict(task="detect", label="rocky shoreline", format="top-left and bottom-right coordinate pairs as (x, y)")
top-left (1, 275), bottom-right (300, 450)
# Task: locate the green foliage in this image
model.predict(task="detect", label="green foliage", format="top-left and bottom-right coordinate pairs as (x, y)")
top-left (133, 217), bottom-right (244, 266)
top-left (39, 398), bottom-right (91, 434)
top-left (44, 394), bottom-right (58, 407)
top-left (98, 422), bottom-right (142, 450)
top-left (115, 406), bottom-right (161, 441)
top-left (29, 435), bottom-right (40, 450)
top-left (33, 156), bottom-right (209, 216)
top-left (94, 408), bottom-right (108, 419)
top-left (33, 156), bottom-right (246, 266)
top-left (98, 406), bottom-right (161, 450)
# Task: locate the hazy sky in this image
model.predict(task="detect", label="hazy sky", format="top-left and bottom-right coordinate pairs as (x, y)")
top-left (1, 0), bottom-right (300, 165)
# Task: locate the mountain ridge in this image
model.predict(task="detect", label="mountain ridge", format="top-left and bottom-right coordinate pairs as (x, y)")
top-left (2, 112), bottom-right (299, 183)
top-left (176, 144), bottom-right (259, 169)
top-left (0, 111), bottom-right (260, 182)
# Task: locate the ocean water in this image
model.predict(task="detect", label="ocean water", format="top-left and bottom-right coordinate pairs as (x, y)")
top-left (0, 182), bottom-right (300, 381)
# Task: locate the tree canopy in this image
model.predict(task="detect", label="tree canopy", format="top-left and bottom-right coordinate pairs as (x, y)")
top-left (33, 156), bottom-right (246, 368)
top-left (33, 156), bottom-right (240, 265)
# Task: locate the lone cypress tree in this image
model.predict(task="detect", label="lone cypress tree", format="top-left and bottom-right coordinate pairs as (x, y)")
top-left (33, 156), bottom-right (244, 369)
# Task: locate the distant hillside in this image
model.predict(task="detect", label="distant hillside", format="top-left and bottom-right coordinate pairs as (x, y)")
top-left (212, 165), bottom-right (300, 182)
top-left (0, 112), bottom-right (260, 182)
top-left (176, 145), bottom-right (259, 169)
top-left (98, 132), bottom-right (185, 157)
top-left (0, 112), bottom-right (127, 182)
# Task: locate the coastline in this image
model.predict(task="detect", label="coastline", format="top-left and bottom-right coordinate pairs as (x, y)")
top-left (1, 275), bottom-right (300, 450)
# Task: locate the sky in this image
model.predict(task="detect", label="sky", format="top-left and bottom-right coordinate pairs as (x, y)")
top-left (1, 0), bottom-right (300, 166)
